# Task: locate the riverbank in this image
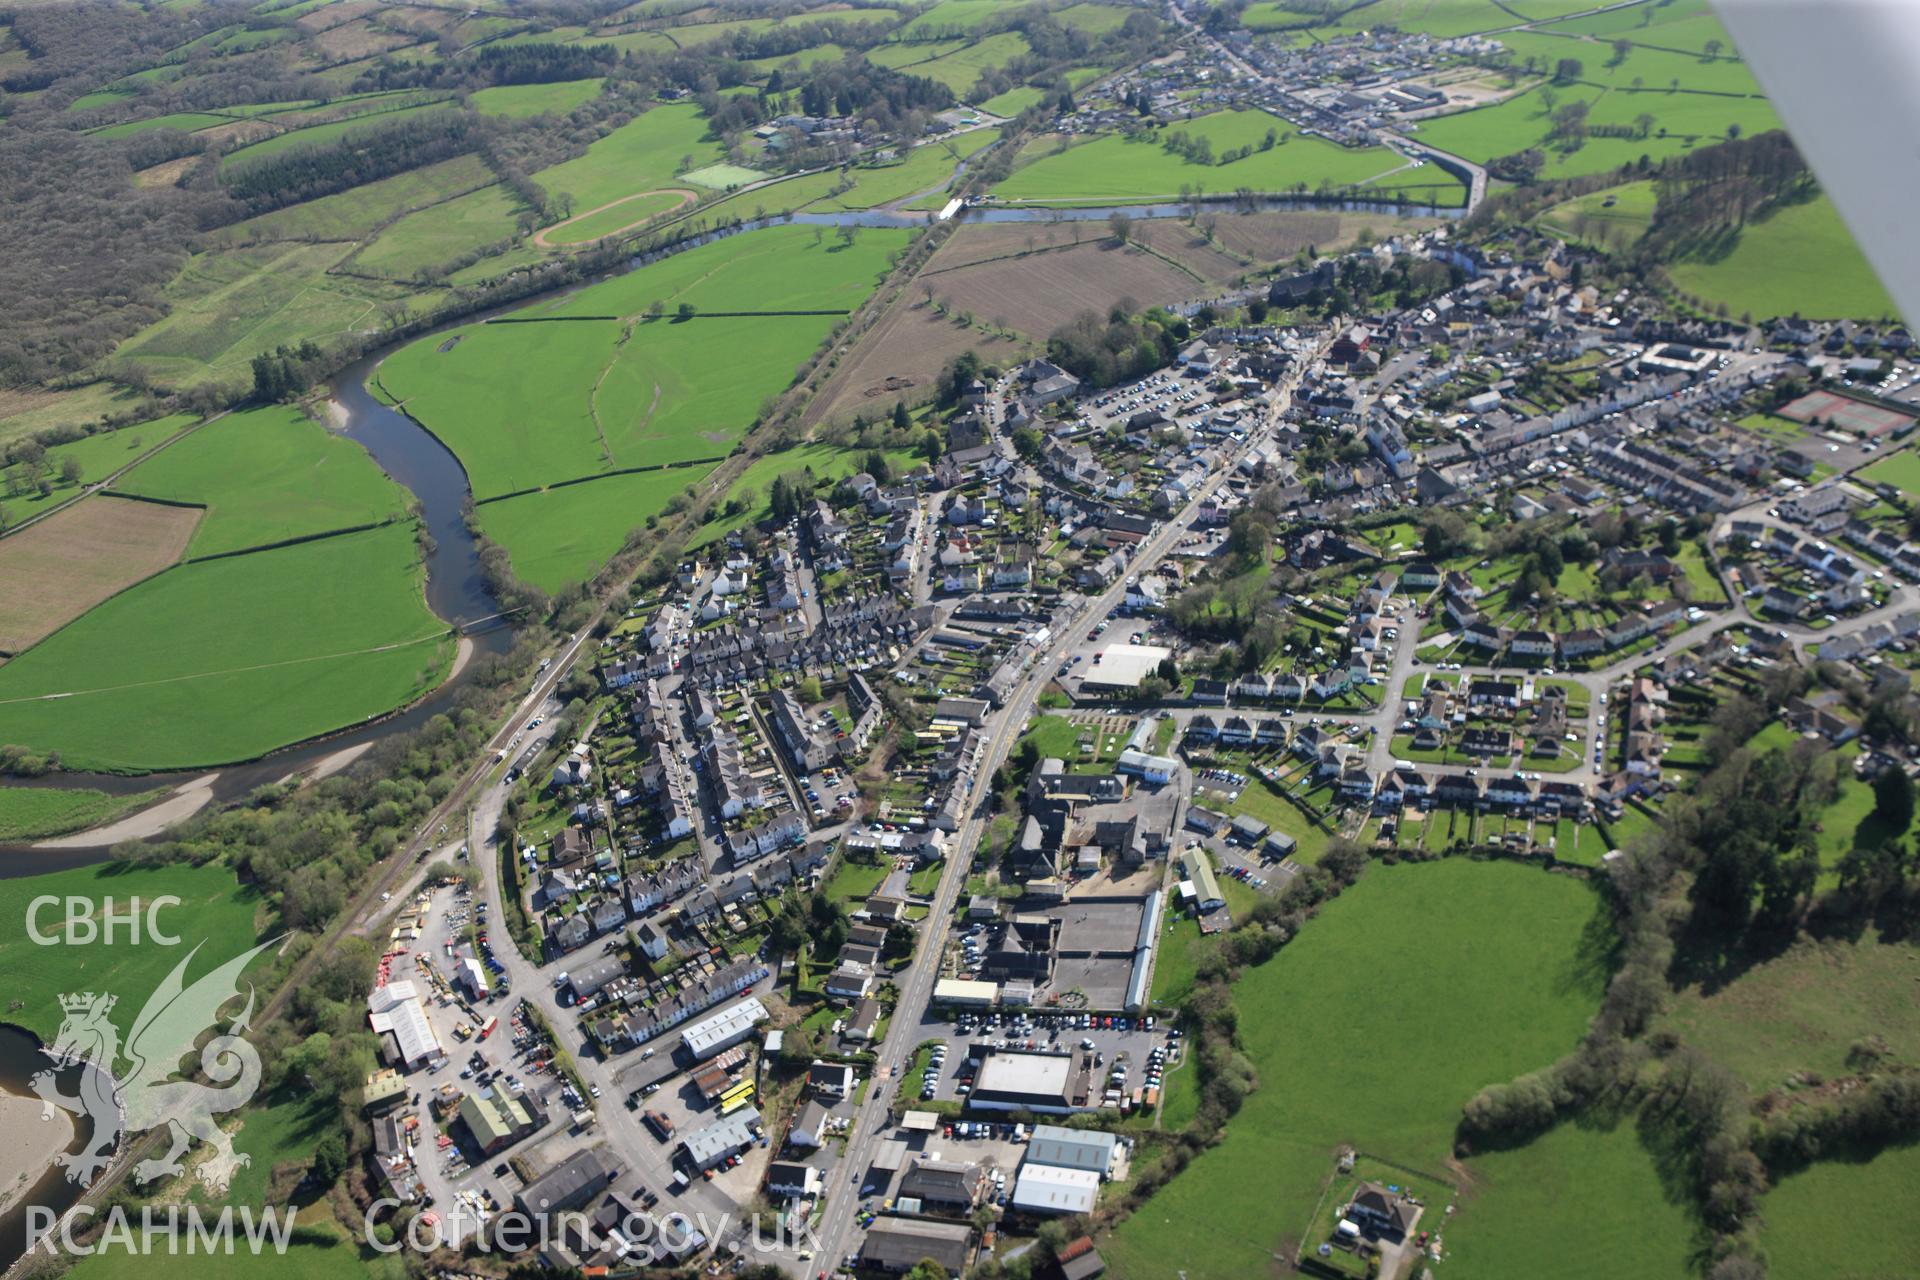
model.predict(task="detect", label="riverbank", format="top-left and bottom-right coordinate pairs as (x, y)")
top-left (0, 1092), bottom-right (73, 1217)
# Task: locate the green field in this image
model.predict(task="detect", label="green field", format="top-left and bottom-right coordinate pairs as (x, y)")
top-left (979, 84), bottom-right (1044, 116)
top-left (1446, 1118), bottom-right (1702, 1278)
top-left (91, 110), bottom-right (234, 138)
top-left (67, 1226), bottom-right (396, 1280)
top-left (536, 221), bottom-right (908, 317)
top-left (116, 242), bottom-right (440, 385)
top-left (681, 162), bottom-right (768, 189)
top-left (1860, 447), bottom-right (1920, 499)
top-left (115, 405), bottom-right (408, 556)
top-left (1537, 178), bottom-right (1657, 248)
top-left (900, 0), bottom-right (1017, 34)
top-left (2, 413), bottom-right (198, 518)
top-left (219, 101), bottom-right (459, 173)
top-left (1661, 933), bottom-right (1920, 1093)
top-left (469, 77), bottom-right (603, 118)
top-left (695, 441), bottom-right (922, 547)
top-left (0, 859), bottom-right (263, 1041)
top-left (810, 129), bottom-right (1001, 210)
top-left (542, 188), bottom-right (691, 245)
top-left (0, 525), bottom-right (452, 770)
top-left (353, 182), bottom-right (529, 279)
top-left (216, 155), bottom-right (497, 247)
top-left (0, 785), bottom-right (158, 841)
top-left (1415, 78), bottom-right (1782, 181)
top-left (1103, 859), bottom-right (1608, 1280)
top-left (474, 466), bottom-right (715, 593)
top-left (0, 382), bottom-right (154, 449)
top-left (1761, 1142), bottom-right (1920, 1280)
top-left (993, 110), bottom-right (1456, 204)
top-left (532, 102), bottom-right (724, 228)
top-left (908, 30), bottom-right (1030, 95)
top-left (1667, 195), bottom-right (1896, 321)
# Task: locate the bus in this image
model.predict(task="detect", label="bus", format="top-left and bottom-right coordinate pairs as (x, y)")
top-left (719, 1081), bottom-right (756, 1115)
top-left (477, 1016), bottom-right (499, 1041)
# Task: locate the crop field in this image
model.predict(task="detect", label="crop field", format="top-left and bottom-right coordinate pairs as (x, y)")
top-left (1761, 1142), bottom-right (1920, 1280)
top-left (1666, 195), bottom-right (1895, 321)
top-left (992, 111), bottom-right (1450, 204)
top-left (0, 858), bottom-right (262, 1042)
top-left (0, 785), bottom-right (156, 842)
top-left (1446, 1119), bottom-right (1701, 1278)
top-left (353, 181), bottom-right (529, 278)
top-left (469, 77), bottom-right (603, 117)
top-left (1661, 933), bottom-right (1920, 1093)
top-left (113, 405), bottom-right (409, 557)
top-left (0, 496), bottom-right (201, 655)
top-left (0, 524), bottom-right (452, 771)
top-left (215, 155), bottom-right (496, 246)
top-left (919, 231), bottom-right (1206, 340)
top-left (810, 291), bottom-right (1027, 424)
top-left (1101, 859), bottom-right (1609, 1280)
top-left (474, 466), bottom-right (711, 592)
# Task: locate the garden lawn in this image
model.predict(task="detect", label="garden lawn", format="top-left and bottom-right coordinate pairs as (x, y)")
top-left (993, 112), bottom-right (1421, 204)
top-left (0, 859), bottom-right (264, 1042)
top-left (1667, 194), bottom-right (1895, 321)
top-left (1761, 1142), bottom-right (1920, 1280)
top-left (0, 524), bottom-right (452, 771)
top-left (1447, 1118), bottom-right (1701, 1279)
top-left (1102, 859), bottom-right (1610, 1280)
top-left (473, 466), bottom-right (715, 593)
top-left (0, 785), bottom-right (159, 841)
top-left (1661, 932), bottom-right (1920, 1093)
top-left (115, 405), bottom-right (409, 556)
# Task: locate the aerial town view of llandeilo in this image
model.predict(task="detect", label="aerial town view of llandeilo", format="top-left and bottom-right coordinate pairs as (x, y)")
top-left (0, 0), bottom-right (1915, 1277)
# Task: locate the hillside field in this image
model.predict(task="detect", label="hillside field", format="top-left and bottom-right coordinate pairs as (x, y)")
top-left (1101, 858), bottom-right (1610, 1280)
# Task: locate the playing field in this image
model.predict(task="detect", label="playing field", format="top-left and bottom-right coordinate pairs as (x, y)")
top-left (1761, 1142), bottom-right (1920, 1280)
top-left (114, 404), bottom-right (409, 557)
top-left (680, 162), bottom-right (768, 190)
top-left (1101, 859), bottom-right (1609, 1280)
top-left (992, 111), bottom-right (1457, 205)
top-left (1667, 195), bottom-right (1896, 321)
top-left (1860, 448), bottom-right (1920, 498)
top-left (1445, 1119), bottom-right (1702, 1279)
top-left (0, 495), bottom-right (201, 655)
top-left (0, 858), bottom-right (263, 1042)
top-left (0, 524), bottom-right (453, 770)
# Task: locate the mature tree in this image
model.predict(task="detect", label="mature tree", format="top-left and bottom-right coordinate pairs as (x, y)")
top-left (1874, 766), bottom-right (1915, 834)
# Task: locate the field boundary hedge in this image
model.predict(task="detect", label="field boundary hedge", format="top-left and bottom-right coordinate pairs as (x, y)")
top-left (471, 457), bottom-right (729, 506)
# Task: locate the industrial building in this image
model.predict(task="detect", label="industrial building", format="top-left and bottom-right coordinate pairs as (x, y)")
top-left (681, 995), bottom-right (768, 1060)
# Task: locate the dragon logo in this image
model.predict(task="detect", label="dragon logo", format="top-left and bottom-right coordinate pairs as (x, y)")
top-left (31, 939), bottom-right (275, 1193)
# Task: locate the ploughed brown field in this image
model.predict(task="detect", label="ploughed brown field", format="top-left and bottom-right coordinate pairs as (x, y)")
top-left (0, 495), bottom-right (200, 655)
